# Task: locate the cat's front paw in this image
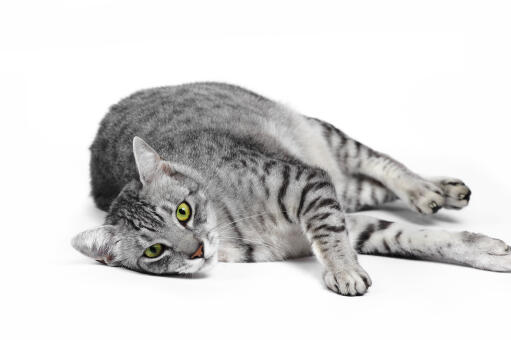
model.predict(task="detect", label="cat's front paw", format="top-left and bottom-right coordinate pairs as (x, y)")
top-left (323, 265), bottom-right (372, 296)
top-left (431, 177), bottom-right (471, 210)
top-left (460, 232), bottom-right (511, 272)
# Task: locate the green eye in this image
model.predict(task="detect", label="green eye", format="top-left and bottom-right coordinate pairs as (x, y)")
top-left (144, 243), bottom-right (163, 258)
top-left (176, 202), bottom-right (191, 222)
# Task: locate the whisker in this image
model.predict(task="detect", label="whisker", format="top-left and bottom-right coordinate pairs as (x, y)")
top-left (208, 208), bottom-right (294, 235)
top-left (205, 208), bottom-right (298, 261)
top-left (208, 211), bottom-right (273, 234)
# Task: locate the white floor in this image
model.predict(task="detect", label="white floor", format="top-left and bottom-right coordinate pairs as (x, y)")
top-left (4, 127), bottom-right (511, 340)
top-left (2, 1), bottom-right (511, 339)
top-left (7, 191), bottom-right (511, 340)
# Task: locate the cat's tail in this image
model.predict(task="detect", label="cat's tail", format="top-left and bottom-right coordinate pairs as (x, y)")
top-left (346, 214), bottom-right (511, 272)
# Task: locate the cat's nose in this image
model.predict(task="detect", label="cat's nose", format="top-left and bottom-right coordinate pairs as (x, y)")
top-left (190, 242), bottom-right (204, 259)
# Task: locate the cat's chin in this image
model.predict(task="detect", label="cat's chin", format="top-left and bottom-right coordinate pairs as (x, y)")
top-left (178, 253), bottom-right (217, 275)
top-left (198, 253), bottom-right (218, 273)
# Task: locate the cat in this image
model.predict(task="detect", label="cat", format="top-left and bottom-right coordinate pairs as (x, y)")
top-left (72, 82), bottom-right (511, 296)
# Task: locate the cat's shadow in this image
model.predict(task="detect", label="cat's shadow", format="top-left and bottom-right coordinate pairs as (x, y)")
top-left (287, 256), bottom-right (323, 279)
top-left (105, 262), bottom-right (211, 280)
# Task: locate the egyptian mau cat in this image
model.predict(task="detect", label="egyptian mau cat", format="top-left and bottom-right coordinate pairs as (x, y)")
top-left (72, 82), bottom-right (511, 296)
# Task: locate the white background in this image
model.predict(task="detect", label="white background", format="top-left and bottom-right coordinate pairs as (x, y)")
top-left (1, 1), bottom-right (511, 339)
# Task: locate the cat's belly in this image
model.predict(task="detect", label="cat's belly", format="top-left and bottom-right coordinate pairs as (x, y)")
top-left (264, 106), bottom-right (349, 197)
top-left (215, 108), bottom-right (348, 263)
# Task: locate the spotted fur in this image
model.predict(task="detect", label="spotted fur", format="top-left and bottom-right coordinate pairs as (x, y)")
top-left (72, 82), bottom-right (511, 296)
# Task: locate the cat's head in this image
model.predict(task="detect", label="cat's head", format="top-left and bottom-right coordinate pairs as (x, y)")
top-left (72, 137), bottom-right (219, 275)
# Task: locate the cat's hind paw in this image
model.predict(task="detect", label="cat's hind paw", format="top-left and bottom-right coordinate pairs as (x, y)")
top-left (401, 179), bottom-right (446, 215)
top-left (398, 176), bottom-right (471, 215)
top-left (323, 265), bottom-right (372, 296)
top-left (432, 177), bottom-right (471, 210)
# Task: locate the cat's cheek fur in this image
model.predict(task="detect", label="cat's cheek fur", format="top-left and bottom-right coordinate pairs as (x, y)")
top-left (199, 204), bottom-right (220, 262)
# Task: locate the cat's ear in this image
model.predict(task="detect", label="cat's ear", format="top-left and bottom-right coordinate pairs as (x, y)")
top-left (71, 225), bottom-right (119, 265)
top-left (133, 136), bottom-right (163, 185)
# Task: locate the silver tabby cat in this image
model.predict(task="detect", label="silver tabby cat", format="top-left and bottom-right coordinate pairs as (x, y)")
top-left (72, 82), bottom-right (511, 296)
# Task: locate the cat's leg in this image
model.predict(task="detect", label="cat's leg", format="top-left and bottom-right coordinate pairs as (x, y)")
top-left (347, 214), bottom-right (511, 271)
top-left (343, 145), bottom-right (472, 214)
top-left (338, 175), bottom-right (470, 212)
top-left (312, 118), bottom-right (471, 214)
top-left (338, 174), bottom-right (398, 212)
top-left (283, 166), bottom-right (372, 295)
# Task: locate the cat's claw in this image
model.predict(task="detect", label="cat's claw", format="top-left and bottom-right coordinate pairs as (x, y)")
top-left (323, 265), bottom-right (372, 296)
top-left (429, 201), bottom-right (441, 213)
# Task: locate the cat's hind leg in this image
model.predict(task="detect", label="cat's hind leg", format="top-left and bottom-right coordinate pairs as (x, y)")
top-left (347, 146), bottom-right (472, 215)
top-left (347, 214), bottom-right (511, 272)
top-left (339, 174), bottom-right (398, 212)
top-left (311, 118), bottom-right (471, 214)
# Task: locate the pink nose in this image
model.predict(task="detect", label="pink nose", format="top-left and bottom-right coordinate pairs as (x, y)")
top-left (191, 243), bottom-right (204, 259)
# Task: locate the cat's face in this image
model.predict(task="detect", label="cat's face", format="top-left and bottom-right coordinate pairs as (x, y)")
top-left (72, 137), bottom-right (219, 274)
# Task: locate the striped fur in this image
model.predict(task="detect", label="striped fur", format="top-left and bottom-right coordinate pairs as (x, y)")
top-left (72, 82), bottom-right (511, 296)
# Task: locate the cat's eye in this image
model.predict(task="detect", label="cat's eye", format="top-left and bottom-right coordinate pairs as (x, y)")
top-left (144, 243), bottom-right (164, 258)
top-left (176, 202), bottom-right (191, 223)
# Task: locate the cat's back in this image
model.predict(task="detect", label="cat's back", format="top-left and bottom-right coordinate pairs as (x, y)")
top-left (103, 82), bottom-right (274, 129)
top-left (94, 82), bottom-right (280, 150)
top-left (90, 82), bottom-right (301, 210)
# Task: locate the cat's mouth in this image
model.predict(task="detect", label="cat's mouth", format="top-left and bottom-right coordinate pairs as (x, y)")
top-left (182, 239), bottom-right (217, 274)
top-left (190, 242), bottom-right (204, 259)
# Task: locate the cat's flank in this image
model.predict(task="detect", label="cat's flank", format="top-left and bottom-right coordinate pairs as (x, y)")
top-left (72, 82), bottom-right (511, 296)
